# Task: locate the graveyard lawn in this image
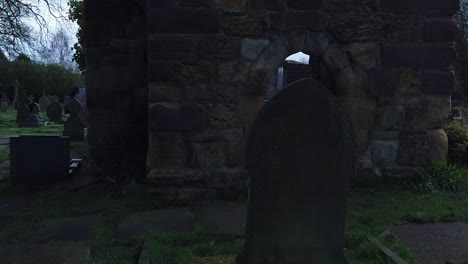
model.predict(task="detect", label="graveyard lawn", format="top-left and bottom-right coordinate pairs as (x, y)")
top-left (0, 109), bottom-right (87, 162)
top-left (0, 181), bottom-right (466, 264)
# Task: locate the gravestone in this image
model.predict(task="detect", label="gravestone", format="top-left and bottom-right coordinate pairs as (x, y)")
top-left (15, 95), bottom-right (30, 125)
top-left (12, 79), bottom-right (19, 109)
top-left (47, 101), bottom-right (63, 122)
top-left (10, 135), bottom-right (70, 186)
top-left (28, 102), bottom-right (41, 114)
top-left (39, 94), bottom-right (49, 113)
top-left (63, 98), bottom-right (84, 141)
top-left (79, 107), bottom-right (88, 127)
top-left (0, 92), bottom-right (9, 108)
top-left (63, 95), bottom-right (72, 114)
top-left (0, 102), bottom-right (7, 112)
top-left (236, 79), bottom-right (356, 264)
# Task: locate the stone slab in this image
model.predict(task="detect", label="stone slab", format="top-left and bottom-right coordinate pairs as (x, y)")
top-left (0, 197), bottom-right (35, 217)
top-left (115, 208), bottom-right (195, 240)
top-left (0, 242), bottom-right (90, 264)
top-left (196, 201), bottom-right (246, 235)
top-left (391, 222), bottom-right (468, 264)
top-left (28, 214), bottom-right (102, 243)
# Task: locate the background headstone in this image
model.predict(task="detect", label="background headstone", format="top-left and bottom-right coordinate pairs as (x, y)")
top-left (79, 107), bottom-right (88, 127)
top-left (236, 79), bottom-right (356, 264)
top-left (12, 79), bottom-right (19, 109)
top-left (0, 92), bottom-right (9, 108)
top-left (47, 101), bottom-right (63, 122)
top-left (63, 98), bottom-right (84, 141)
top-left (0, 101), bottom-right (7, 112)
top-left (10, 135), bottom-right (70, 185)
top-left (15, 95), bottom-right (29, 125)
top-left (63, 95), bottom-right (72, 115)
top-left (39, 95), bottom-right (49, 113)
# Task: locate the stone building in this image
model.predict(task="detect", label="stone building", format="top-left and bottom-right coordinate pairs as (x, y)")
top-left (84, 0), bottom-right (459, 200)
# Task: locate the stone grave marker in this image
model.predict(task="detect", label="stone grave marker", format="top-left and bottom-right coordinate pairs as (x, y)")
top-left (0, 92), bottom-right (9, 107)
top-left (39, 94), bottom-right (50, 113)
top-left (47, 101), bottom-right (63, 122)
top-left (28, 102), bottom-right (41, 114)
top-left (63, 98), bottom-right (84, 141)
top-left (236, 79), bottom-right (356, 264)
top-left (15, 95), bottom-right (30, 125)
top-left (79, 107), bottom-right (89, 127)
top-left (63, 95), bottom-right (72, 114)
top-left (10, 135), bottom-right (70, 186)
top-left (0, 101), bottom-right (7, 112)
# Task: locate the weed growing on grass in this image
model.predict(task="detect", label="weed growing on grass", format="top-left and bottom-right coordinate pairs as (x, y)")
top-left (407, 161), bottom-right (468, 194)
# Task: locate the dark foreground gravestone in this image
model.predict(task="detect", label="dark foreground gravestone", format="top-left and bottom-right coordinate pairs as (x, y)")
top-left (236, 79), bottom-right (357, 264)
top-left (10, 136), bottom-right (70, 186)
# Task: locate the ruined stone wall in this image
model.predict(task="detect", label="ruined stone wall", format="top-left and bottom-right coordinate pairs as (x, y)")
top-left (85, 0), bottom-right (459, 201)
top-left (84, 0), bottom-right (148, 183)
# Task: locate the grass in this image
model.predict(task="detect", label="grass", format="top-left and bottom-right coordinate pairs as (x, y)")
top-left (1, 108), bottom-right (468, 262)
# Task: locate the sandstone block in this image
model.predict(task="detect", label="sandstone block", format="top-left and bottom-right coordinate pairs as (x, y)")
top-left (148, 132), bottom-right (186, 169)
top-left (241, 38), bottom-right (269, 60)
top-left (424, 17), bottom-right (457, 41)
top-left (399, 68), bottom-right (421, 95)
top-left (421, 69), bottom-right (455, 95)
top-left (367, 66), bottom-right (399, 97)
top-left (375, 106), bottom-right (405, 130)
top-left (148, 36), bottom-right (196, 60)
top-left (337, 97), bottom-right (376, 130)
top-left (404, 95), bottom-right (451, 129)
top-left (198, 37), bottom-right (241, 61)
top-left (287, 0), bottom-right (322, 10)
top-left (269, 11), bottom-right (327, 32)
top-left (328, 15), bottom-right (385, 42)
top-left (149, 103), bottom-right (207, 131)
top-left (148, 8), bottom-right (221, 34)
top-left (371, 140), bottom-right (399, 166)
top-left (379, 0), bottom-right (459, 15)
top-left (149, 82), bottom-right (182, 102)
top-left (222, 12), bottom-right (267, 36)
top-left (382, 43), bottom-right (455, 67)
top-left (346, 43), bottom-right (380, 69)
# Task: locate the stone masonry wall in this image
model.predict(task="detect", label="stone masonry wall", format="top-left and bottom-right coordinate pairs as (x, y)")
top-left (84, 0), bottom-right (148, 183)
top-left (85, 0), bottom-right (459, 202)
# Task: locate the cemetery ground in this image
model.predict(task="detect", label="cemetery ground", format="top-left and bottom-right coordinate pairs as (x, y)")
top-left (0, 110), bottom-right (468, 263)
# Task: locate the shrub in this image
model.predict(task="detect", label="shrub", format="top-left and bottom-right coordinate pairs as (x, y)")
top-left (409, 161), bottom-right (468, 194)
top-left (444, 120), bottom-right (468, 164)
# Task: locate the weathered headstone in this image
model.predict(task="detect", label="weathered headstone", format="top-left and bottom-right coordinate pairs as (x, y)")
top-left (12, 79), bottom-right (19, 109)
top-left (15, 95), bottom-right (30, 125)
top-left (39, 94), bottom-right (50, 113)
top-left (63, 98), bottom-right (84, 141)
top-left (0, 102), bottom-right (7, 112)
top-left (47, 101), bottom-right (63, 122)
top-left (236, 79), bottom-right (356, 264)
top-left (0, 92), bottom-right (9, 108)
top-left (63, 95), bottom-right (72, 114)
top-left (10, 135), bottom-right (70, 186)
top-left (79, 107), bottom-right (88, 127)
top-left (28, 102), bottom-right (41, 115)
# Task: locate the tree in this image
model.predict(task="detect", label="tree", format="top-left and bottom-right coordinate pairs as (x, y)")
top-left (68, 0), bottom-right (84, 72)
top-left (0, 0), bottom-right (65, 57)
top-left (37, 28), bottom-right (75, 70)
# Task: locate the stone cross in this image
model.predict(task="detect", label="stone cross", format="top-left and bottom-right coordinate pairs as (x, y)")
top-left (236, 79), bottom-right (356, 264)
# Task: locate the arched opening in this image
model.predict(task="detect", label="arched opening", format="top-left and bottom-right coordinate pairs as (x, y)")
top-left (264, 50), bottom-right (335, 101)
